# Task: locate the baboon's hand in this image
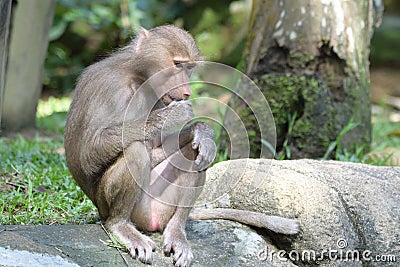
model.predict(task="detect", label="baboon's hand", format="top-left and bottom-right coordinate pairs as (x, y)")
top-left (192, 122), bottom-right (216, 171)
top-left (163, 100), bottom-right (194, 132)
top-left (150, 100), bottom-right (194, 136)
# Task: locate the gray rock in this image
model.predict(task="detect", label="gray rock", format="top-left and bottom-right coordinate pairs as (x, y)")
top-left (198, 159), bottom-right (400, 266)
top-left (0, 221), bottom-right (289, 267)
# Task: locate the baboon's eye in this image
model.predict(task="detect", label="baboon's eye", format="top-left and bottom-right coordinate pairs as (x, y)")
top-left (174, 61), bottom-right (184, 69)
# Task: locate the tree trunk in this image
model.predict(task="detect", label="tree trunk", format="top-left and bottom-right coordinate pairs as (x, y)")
top-left (0, 0), bottom-right (12, 128)
top-left (1, 0), bottom-right (55, 132)
top-left (224, 0), bottom-right (381, 159)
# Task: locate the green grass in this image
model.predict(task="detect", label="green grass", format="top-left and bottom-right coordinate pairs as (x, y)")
top-left (321, 117), bottom-right (362, 161)
top-left (1, 96), bottom-right (98, 224)
top-left (274, 108), bottom-right (400, 164)
top-left (0, 135), bottom-right (97, 224)
top-left (372, 120), bottom-right (400, 151)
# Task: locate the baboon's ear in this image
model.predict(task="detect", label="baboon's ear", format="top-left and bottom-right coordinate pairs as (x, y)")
top-left (135, 28), bottom-right (150, 54)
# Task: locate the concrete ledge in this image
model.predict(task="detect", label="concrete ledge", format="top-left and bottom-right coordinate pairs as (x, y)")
top-left (0, 221), bottom-right (283, 267)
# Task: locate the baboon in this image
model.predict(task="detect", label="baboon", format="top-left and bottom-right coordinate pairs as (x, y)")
top-left (65, 25), bottom-right (298, 267)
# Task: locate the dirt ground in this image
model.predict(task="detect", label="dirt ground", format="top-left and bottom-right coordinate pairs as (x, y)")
top-left (371, 67), bottom-right (400, 108)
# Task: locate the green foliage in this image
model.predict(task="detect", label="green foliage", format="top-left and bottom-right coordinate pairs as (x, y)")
top-left (372, 121), bottom-right (400, 151)
top-left (275, 112), bottom-right (298, 160)
top-left (45, 1), bottom-right (130, 93)
top-left (321, 118), bottom-right (360, 160)
top-left (44, 0), bottom-right (251, 94)
top-left (383, 0), bottom-right (400, 14)
top-left (36, 96), bottom-right (71, 133)
top-left (365, 105), bottom-right (400, 166)
top-left (371, 18), bottom-right (400, 67)
top-left (319, 107), bottom-right (400, 165)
